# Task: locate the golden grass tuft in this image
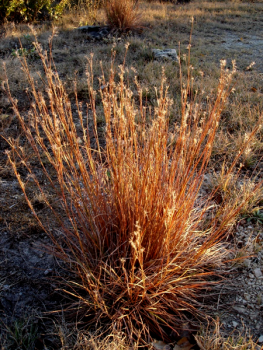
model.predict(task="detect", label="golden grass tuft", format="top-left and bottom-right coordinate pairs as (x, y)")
top-left (104, 0), bottom-right (141, 31)
top-left (195, 319), bottom-right (261, 350)
top-left (4, 36), bottom-right (262, 344)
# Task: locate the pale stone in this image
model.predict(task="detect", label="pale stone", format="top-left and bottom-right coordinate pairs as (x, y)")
top-left (152, 49), bottom-right (178, 61)
top-left (254, 268), bottom-right (262, 278)
top-left (232, 306), bottom-right (246, 314)
top-left (258, 335), bottom-right (263, 343)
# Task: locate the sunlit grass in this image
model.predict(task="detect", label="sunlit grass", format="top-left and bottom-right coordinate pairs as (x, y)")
top-left (4, 28), bottom-right (262, 345)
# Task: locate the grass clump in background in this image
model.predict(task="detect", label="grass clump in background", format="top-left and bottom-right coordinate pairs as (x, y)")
top-left (104, 0), bottom-right (142, 31)
top-left (195, 319), bottom-right (261, 350)
top-left (4, 34), bottom-right (262, 346)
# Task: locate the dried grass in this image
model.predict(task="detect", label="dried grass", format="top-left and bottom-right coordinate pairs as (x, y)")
top-left (4, 33), bottom-right (262, 345)
top-left (104, 0), bottom-right (141, 31)
top-left (195, 319), bottom-right (261, 350)
top-left (57, 326), bottom-right (131, 350)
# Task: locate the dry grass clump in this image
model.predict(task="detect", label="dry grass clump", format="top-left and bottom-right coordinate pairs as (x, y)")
top-left (210, 167), bottom-right (263, 220)
top-left (72, 333), bottom-right (129, 350)
top-left (104, 0), bottom-right (141, 31)
top-left (195, 319), bottom-right (261, 350)
top-left (58, 0), bottom-right (104, 27)
top-left (4, 38), bottom-right (262, 344)
top-left (57, 326), bottom-right (130, 350)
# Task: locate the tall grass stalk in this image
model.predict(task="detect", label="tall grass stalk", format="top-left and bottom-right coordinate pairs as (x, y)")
top-left (5, 38), bottom-right (262, 343)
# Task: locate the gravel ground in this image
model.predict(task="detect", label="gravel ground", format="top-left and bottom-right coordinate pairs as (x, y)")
top-left (219, 222), bottom-right (263, 343)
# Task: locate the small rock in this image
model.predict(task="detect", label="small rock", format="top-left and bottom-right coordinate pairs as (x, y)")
top-left (243, 259), bottom-right (251, 268)
top-left (258, 335), bottom-right (263, 343)
top-left (78, 25), bottom-right (102, 33)
top-left (232, 306), bottom-right (247, 314)
top-left (173, 346), bottom-right (181, 350)
top-left (232, 321), bottom-right (238, 327)
top-left (152, 340), bottom-right (170, 350)
top-left (249, 312), bottom-right (259, 320)
top-left (244, 293), bottom-right (250, 301)
top-left (152, 49), bottom-right (178, 61)
top-left (44, 269), bottom-right (53, 276)
top-left (254, 268), bottom-right (262, 278)
top-left (100, 84), bottom-right (108, 91)
top-left (77, 25), bottom-right (110, 41)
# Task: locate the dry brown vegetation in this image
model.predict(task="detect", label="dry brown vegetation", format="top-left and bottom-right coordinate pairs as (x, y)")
top-left (195, 319), bottom-right (261, 350)
top-left (105, 0), bottom-right (142, 31)
top-left (0, 1), bottom-right (263, 349)
top-left (5, 33), bottom-right (258, 342)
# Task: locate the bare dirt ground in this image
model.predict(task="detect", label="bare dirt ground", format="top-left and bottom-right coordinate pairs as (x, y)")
top-left (191, 3), bottom-right (263, 72)
top-left (0, 1), bottom-right (263, 348)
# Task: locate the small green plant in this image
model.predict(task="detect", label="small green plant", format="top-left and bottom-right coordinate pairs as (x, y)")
top-left (1, 316), bottom-right (39, 350)
top-left (23, 33), bottom-right (32, 41)
top-left (0, 0), bottom-right (69, 23)
top-left (247, 209), bottom-right (263, 224)
top-left (11, 32), bottom-right (39, 59)
top-left (11, 47), bottom-right (36, 58)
